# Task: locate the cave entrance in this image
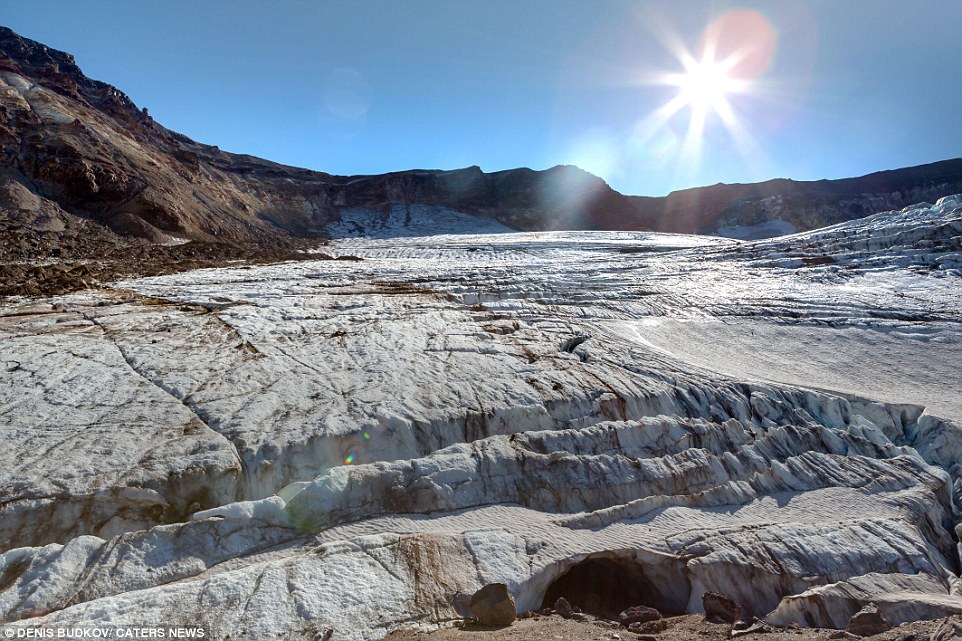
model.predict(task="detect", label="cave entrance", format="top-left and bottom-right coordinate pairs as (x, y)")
top-left (540, 556), bottom-right (687, 618)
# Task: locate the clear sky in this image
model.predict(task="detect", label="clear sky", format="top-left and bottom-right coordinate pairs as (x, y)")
top-left (2, 1), bottom-right (961, 196)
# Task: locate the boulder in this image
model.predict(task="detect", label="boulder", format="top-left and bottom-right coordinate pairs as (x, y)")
top-left (703, 591), bottom-right (741, 623)
top-left (633, 619), bottom-right (669, 634)
top-left (553, 596), bottom-right (574, 619)
top-left (619, 605), bottom-right (661, 626)
top-left (470, 583), bottom-right (516, 626)
top-left (845, 603), bottom-right (890, 637)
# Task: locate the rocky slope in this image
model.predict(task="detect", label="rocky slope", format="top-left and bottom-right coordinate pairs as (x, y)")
top-left (0, 25), bottom-right (333, 247)
top-left (659, 159), bottom-right (962, 238)
top-left (3, 24), bottom-right (962, 267)
top-left (0, 24), bottom-right (642, 252)
top-left (1, 196), bottom-right (961, 638)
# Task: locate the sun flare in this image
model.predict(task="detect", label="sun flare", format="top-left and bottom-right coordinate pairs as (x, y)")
top-left (677, 56), bottom-right (737, 112)
top-left (630, 9), bottom-right (779, 177)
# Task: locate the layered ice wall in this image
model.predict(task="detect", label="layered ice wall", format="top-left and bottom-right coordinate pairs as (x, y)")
top-left (1, 197), bottom-right (961, 639)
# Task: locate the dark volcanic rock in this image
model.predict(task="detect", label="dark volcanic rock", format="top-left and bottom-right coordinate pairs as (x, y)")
top-left (619, 605), bottom-right (661, 626)
top-left (469, 583), bottom-right (516, 627)
top-left (0, 238), bottom-right (322, 297)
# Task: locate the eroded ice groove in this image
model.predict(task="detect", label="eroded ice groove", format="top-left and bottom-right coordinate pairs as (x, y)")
top-left (0, 302), bottom-right (244, 550)
top-left (5, 286), bottom-right (949, 549)
top-left (0, 441), bottom-right (956, 637)
top-left (768, 572), bottom-right (962, 628)
top-left (2, 197), bottom-right (962, 638)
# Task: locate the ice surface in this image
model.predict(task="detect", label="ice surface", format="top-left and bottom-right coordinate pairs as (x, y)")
top-left (716, 218), bottom-right (798, 240)
top-left (2, 197), bottom-right (962, 638)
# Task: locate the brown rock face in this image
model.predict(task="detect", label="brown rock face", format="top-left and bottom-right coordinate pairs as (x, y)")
top-left (469, 583), bottom-right (517, 627)
top-left (0, 25), bottom-right (650, 249)
top-left (670, 161), bottom-right (962, 237)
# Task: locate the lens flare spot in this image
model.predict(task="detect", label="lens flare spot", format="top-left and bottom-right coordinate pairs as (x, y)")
top-left (702, 10), bottom-right (777, 82)
top-left (564, 128), bottom-right (619, 183)
top-left (362, 432), bottom-right (371, 440)
top-left (344, 453), bottom-right (355, 465)
top-left (322, 68), bottom-right (372, 121)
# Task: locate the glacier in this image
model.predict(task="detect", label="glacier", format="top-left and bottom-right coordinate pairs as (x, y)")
top-left (1, 197), bottom-right (961, 639)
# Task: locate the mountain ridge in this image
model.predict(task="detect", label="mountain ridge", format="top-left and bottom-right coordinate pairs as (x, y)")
top-left (2, 24), bottom-right (962, 257)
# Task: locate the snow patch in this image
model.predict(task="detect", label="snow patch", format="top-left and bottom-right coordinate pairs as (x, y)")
top-left (325, 204), bottom-right (515, 238)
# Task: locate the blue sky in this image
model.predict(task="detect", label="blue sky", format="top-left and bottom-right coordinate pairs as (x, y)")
top-left (3, 0), bottom-right (961, 196)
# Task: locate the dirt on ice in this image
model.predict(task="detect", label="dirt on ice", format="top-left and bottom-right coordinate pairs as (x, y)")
top-left (386, 613), bottom-right (941, 641)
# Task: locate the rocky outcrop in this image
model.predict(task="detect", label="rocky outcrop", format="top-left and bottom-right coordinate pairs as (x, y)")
top-left (0, 25), bottom-right (333, 247)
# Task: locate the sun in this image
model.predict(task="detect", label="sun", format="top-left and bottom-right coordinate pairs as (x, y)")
top-left (629, 9), bottom-right (778, 176)
top-left (663, 52), bottom-right (744, 129)
top-left (653, 52), bottom-right (744, 162)
top-left (677, 56), bottom-right (737, 113)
